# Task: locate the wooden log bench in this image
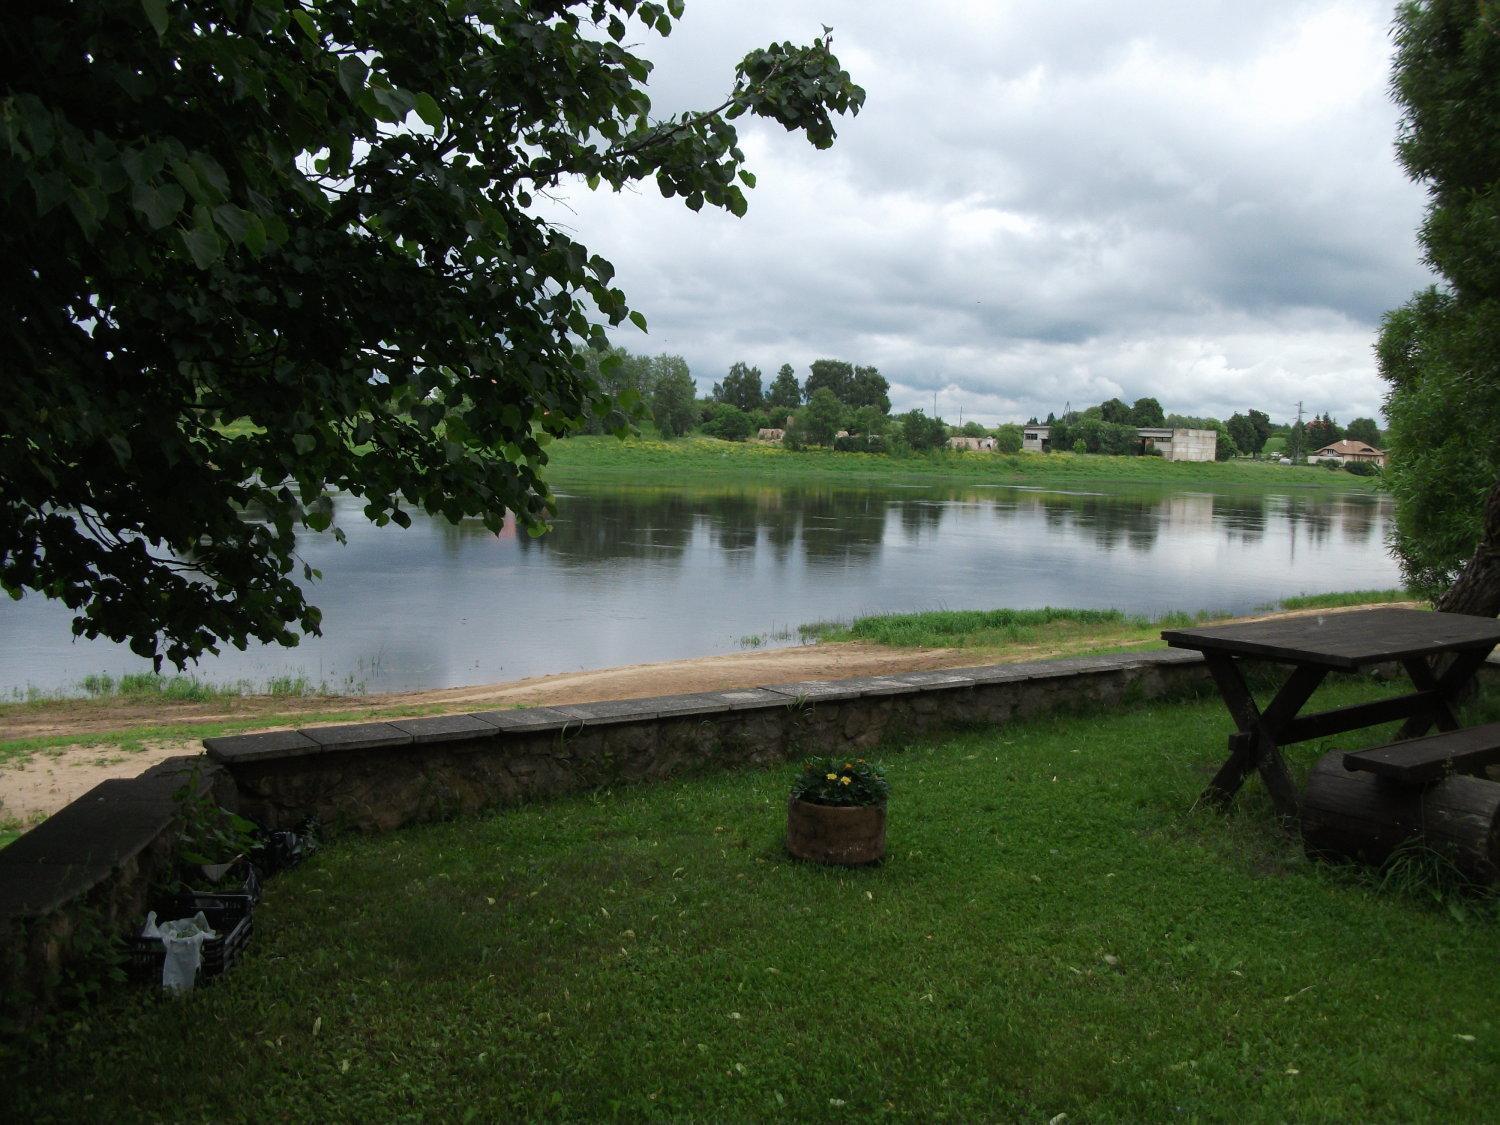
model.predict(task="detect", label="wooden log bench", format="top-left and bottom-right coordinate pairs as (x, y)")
top-left (1301, 722), bottom-right (1500, 883)
top-left (1341, 721), bottom-right (1500, 785)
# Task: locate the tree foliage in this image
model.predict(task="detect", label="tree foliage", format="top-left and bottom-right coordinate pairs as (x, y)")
top-left (1127, 397), bottom-right (1165, 427)
top-left (845, 365), bottom-right (891, 413)
top-left (1345, 416), bottom-right (1382, 448)
top-left (712, 361), bottom-right (763, 412)
top-left (700, 402), bottom-right (753, 441)
top-left (800, 388), bottom-right (846, 446)
top-left (1378, 0), bottom-right (1500, 606)
top-left (804, 359), bottom-right (853, 403)
top-left (650, 358), bottom-right (697, 439)
top-left (766, 363), bottom-right (800, 411)
top-left (0, 0), bottom-right (864, 665)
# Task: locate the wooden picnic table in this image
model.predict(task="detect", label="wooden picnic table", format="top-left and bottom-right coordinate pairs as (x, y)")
top-left (1161, 607), bottom-right (1500, 821)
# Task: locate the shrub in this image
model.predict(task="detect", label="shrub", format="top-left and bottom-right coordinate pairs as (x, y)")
top-left (834, 434), bottom-right (886, 453)
top-left (1072, 439), bottom-right (1087, 454)
top-left (700, 403), bottom-right (753, 441)
top-left (1344, 459), bottom-right (1381, 477)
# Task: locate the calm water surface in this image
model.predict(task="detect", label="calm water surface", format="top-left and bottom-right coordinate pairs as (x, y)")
top-left (0, 483), bottom-right (1399, 694)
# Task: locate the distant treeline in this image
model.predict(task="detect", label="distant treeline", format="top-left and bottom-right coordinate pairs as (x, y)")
top-left (575, 348), bottom-right (1382, 462)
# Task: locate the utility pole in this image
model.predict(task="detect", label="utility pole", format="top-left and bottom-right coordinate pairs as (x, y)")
top-left (1291, 400), bottom-right (1304, 463)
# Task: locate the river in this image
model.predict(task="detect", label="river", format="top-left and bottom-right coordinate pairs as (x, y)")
top-left (0, 482), bottom-right (1399, 695)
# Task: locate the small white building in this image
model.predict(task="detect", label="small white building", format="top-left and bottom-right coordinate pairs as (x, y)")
top-left (1020, 424), bottom-right (1216, 460)
top-left (947, 436), bottom-right (997, 452)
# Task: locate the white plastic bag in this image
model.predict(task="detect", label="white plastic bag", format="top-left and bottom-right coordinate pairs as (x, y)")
top-left (140, 910), bottom-right (218, 993)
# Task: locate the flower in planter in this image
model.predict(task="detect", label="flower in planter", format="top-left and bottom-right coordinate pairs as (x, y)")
top-left (790, 756), bottom-right (889, 808)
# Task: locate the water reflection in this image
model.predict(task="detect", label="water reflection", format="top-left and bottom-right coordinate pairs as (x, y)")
top-left (0, 483), bottom-right (1399, 694)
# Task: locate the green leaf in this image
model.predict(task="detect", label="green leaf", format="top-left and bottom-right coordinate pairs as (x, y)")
top-left (180, 224), bottom-right (222, 269)
top-left (293, 433), bottom-right (316, 455)
top-left (241, 211), bottom-right (268, 255)
top-left (738, 170), bottom-right (756, 188)
top-left (212, 204), bottom-right (249, 244)
top-left (290, 9), bottom-right (318, 42)
top-left (132, 182), bottom-right (185, 229)
top-left (414, 92), bottom-right (444, 128)
top-left (140, 0), bottom-right (168, 38)
top-left (628, 310), bottom-right (647, 331)
top-left (337, 57), bottom-right (367, 100)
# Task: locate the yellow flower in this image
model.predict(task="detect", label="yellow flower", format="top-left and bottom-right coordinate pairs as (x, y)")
top-left (840, 776), bottom-right (852, 786)
top-left (844, 762), bottom-right (853, 770)
top-left (826, 773), bottom-right (838, 781)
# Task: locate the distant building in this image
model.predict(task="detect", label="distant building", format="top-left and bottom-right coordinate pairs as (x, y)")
top-left (756, 428), bottom-right (785, 443)
top-left (947, 435), bottom-right (997, 451)
top-left (1310, 439), bottom-right (1387, 468)
top-left (1020, 424), bottom-right (1216, 461)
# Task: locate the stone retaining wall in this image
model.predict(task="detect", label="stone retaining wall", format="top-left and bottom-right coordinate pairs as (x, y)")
top-left (0, 648), bottom-right (1210, 1019)
top-left (209, 650), bottom-right (1210, 833)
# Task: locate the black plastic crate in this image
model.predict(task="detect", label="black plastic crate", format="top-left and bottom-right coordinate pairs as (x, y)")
top-left (128, 891), bottom-right (254, 986)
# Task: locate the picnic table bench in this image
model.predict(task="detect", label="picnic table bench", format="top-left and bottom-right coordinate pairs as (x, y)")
top-left (1161, 607), bottom-right (1500, 818)
top-left (1163, 607), bottom-right (1500, 881)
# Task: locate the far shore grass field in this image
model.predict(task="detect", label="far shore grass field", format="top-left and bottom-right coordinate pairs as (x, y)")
top-left (542, 434), bottom-right (1385, 492)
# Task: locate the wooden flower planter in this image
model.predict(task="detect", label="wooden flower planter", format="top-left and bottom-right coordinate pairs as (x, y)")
top-left (786, 797), bottom-right (886, 866)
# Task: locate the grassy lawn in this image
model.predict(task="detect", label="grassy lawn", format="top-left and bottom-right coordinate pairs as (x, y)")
top-left (6, 678), bottom-right (1496, 1120)
top-left (544, 435), bottom-right (1384, 493)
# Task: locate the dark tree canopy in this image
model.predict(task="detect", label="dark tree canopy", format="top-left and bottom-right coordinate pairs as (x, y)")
top-left (804, 358), bottom-right (853, 403)
top-left (766, 363), bottom-right (800, 411)
top-left (845, 365), bottom-right (891, 413)
top-left (1226, 412), bottom-right (1258, 459)
top-left (1306, 413), bottom-right (1343, 450)
top-left (1345, 417), bottom-right (1382, 448)
top-left (1, 0), bottom-right (863, 665)
top-left (650, 357), bottom-right (696, 439)
top-left (1127, 397), bottom-right (1165, 428)
top-left (1378, 0), bottom-right (1500, 612)
top-left (712, 361), bottom-right (763, 412)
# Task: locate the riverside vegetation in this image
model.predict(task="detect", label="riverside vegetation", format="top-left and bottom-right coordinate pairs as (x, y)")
top-left (4, 676), bottom-right (1495, 1120)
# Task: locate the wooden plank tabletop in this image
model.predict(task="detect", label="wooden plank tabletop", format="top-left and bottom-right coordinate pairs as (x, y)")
top-left (1160, 608), bottom-right (1500, 670)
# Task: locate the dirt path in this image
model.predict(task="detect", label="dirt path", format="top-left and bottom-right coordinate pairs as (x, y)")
top-left (0, 601), bottom-right (1425, 825)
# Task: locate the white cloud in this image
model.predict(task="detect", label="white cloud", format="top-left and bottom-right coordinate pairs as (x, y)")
top-left (540, 0), bottom-right (1431, 427)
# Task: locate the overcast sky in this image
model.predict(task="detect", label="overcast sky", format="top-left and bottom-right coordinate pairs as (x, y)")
top-left (543, 0), bottom-right (1432, 427)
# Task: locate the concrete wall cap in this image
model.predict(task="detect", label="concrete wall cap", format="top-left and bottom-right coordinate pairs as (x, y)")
top-left (388, 714), bottom-right (501, 743)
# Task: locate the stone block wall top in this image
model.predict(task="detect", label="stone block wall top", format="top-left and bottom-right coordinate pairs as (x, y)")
top-left (388, 714), bottom-right (501, 743)
top-left (771, 680), bottom-right (865, 702)
top-left (470, 707), bottom-right (577, 734)
top-left (553, 698), bottom-right (663, 727)
top-left (718, 688), bottom-right (795, 710)
top-left (204, 729), bottom-right (321, 764)
top-left (648, 692), bottom-right (735, 718)
top-left (302, 722), bottom-right (413, 752)
top-left (889, 670), bottom-right (976, 691)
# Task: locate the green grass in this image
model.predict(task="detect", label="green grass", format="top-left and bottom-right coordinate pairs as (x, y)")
top-left (804, 592), bottom-right (1416, 652)
top-left (6, 679), bottom-right (1496, 1120)
top-left (2, 671), bottom-right (332, 709)
top-left (544, 435), bottom-right (1383, 492)
top-left (1273, 588), bottom-right (1417, 611)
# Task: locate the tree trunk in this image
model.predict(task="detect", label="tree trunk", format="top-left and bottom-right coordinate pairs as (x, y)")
top-left (1436, 475), bottom-right (1500, 618)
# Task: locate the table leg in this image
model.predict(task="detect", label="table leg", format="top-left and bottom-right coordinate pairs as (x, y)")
top-left (1200, 654), bottom-right (1324, 821)
top-left (1395, 649), bottom-right (1491, 740)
